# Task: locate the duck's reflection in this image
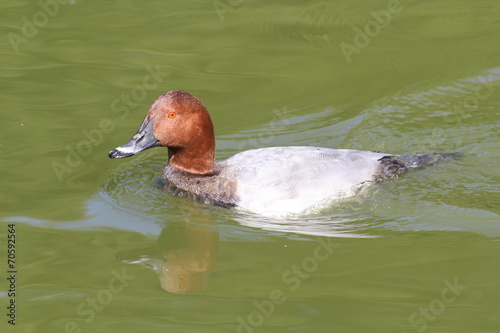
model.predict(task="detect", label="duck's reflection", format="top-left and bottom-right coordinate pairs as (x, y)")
top-left (116, 212), bottom-right (218, 294)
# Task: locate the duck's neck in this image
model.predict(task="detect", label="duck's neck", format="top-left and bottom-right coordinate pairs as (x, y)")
top-left (167, 143), bottom-right (217, 176)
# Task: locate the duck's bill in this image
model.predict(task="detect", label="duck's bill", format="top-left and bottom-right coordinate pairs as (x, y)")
top-left (108, 117), bottom-right (159, 159)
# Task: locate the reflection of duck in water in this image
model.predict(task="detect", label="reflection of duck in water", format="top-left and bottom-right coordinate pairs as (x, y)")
top-left (117, 216), bottom-right (218, 294)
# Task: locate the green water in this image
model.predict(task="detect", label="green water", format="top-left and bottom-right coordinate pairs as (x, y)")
top-left (1, 0), bottom-right (499, 332)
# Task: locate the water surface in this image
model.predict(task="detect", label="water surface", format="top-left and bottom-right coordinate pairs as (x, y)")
top-left (1, 0), bottom-right (499, 332)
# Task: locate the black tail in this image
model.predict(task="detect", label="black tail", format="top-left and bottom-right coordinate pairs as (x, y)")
top-left (396, 153), bottom-right (462, 169)
top-left (374, 153), bottom-right (461, 181)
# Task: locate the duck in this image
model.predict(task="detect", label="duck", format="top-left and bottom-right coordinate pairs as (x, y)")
top-left (108, 90), bottom-right (452, 216)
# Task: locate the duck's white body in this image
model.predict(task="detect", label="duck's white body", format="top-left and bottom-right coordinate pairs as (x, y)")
top-left (223, 147), bottom-right (390, 216)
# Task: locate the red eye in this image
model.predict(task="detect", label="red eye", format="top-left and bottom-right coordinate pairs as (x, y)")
top-left (168, 112), bottom-right (176, 118)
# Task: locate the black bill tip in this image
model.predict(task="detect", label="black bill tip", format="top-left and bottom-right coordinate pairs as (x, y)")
top-left (108, 148), bottom-right (133, 159)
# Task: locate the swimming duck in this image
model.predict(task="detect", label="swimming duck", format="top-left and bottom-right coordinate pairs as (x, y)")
top-left (108, 90), bottom-right (450, 216)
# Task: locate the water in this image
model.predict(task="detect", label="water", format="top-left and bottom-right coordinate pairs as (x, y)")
top-left (1, 0), bottom-right (499, 332)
